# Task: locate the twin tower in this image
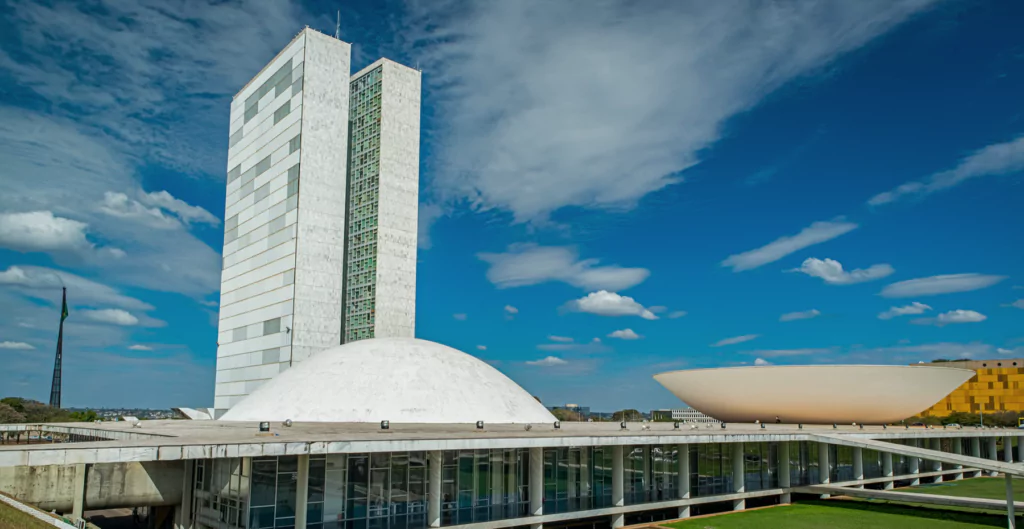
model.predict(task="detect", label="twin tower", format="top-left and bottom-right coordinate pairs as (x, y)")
top-left (213, 28), bottom-right (421, 415)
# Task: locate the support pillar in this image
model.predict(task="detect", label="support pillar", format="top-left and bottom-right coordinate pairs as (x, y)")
top-left (175, 459), bottom-right (194, 529)
top-left (1007, 474), bottom-right (1017, 529)
top-left (779, 442), bottom-right (791, 504)
top-left (732, 443), bottom-right (745, 511)
top-left (990, 437), bottom-right (1000, 477)
top-left (818, 442), bottom-right (830, 499)
top-left (611, 446), bottom-right (624, 528)
top-left (295, 454), bottom-right (309, 528)
top-left (853, 447), bottom-right (864, 488)
top-left (908, 439), bottom-right (921, 486)
top-left (677, 444), bottom-right (690, 518)
top-left (72, 463), bottom-right (86, 520)
top-left (1006, 436), bottom-right (1015, 464)
top-left (580, 449), bottom-right (591, 509)
top-left (642, 445), bottom-right (652, 502)
top-left (882, 452), bottom-right (894, 490)
top-left (972, 437), bottom-right (984, 478)
top-left (931, 438), bottom-right (943, 484)
top-left (952, 439), bottom-right (964, 481)
top-left (1018, 437), bottom-right (1024, 465)
top-left (428, 451), bottom-right (442, 528)
top-left (530, 447), bottom-right (544, 529)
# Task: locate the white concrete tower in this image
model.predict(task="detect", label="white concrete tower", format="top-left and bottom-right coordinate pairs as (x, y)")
top-left (215, 29), bottom-right (352, 413)
top-left (342, 59), bottom-right (420, 342)
top-left (214, 29), bottom-right (421, 415)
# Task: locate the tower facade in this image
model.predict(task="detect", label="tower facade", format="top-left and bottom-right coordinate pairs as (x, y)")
top-left (214, 29), bottom-right (420, 414)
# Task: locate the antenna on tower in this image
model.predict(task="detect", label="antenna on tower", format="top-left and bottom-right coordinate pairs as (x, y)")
top-left (335, 10), bottom-right (341, 40)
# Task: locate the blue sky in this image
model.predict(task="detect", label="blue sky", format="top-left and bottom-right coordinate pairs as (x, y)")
top-left (0, 1), bottom-right (1021, 411)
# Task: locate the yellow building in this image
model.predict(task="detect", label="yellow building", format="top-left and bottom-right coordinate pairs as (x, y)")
top-left (915, 358), bottom-right (1024, 417)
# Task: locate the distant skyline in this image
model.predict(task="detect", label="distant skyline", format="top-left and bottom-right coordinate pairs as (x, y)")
top-left (0, 0), bottom-right (1022, 411)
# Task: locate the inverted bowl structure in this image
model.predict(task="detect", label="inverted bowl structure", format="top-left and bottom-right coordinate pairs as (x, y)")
top-left (654, 365), bottom-right (974, 424)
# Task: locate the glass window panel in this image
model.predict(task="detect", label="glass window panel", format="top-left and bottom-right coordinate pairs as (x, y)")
top-left (277, 473), bottom-right (298, 519)
top-left (249, 506), bottom-right (275, 528)
top-left (252, 459), bottom-right (276, 507)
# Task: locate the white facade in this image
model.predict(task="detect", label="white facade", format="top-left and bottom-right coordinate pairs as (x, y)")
top-left (214, 29), bottom-right (421, 414)
top-left (220, 338), bottom-right (557, 424)
top-left (671, 408), bottom-right (720, 424)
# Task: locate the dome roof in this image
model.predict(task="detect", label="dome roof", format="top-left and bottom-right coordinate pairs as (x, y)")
top-left (220, 338), bottom-right (556, 424)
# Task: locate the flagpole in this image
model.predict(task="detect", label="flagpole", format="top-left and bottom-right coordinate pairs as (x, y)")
top-left (49, 287), bottom-right (67, 408)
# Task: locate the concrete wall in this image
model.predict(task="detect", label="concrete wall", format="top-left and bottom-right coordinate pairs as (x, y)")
top-left (0, 461), bottom-right (182, 512)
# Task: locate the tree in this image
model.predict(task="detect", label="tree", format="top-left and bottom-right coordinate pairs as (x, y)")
top-left (0, 402), bottom-right (25, 424)
top-left (551, 409), bottom-right (582, 422)
top-left (70, 410), bottom-right (99, 422)
top-left (612, 409), bottom-right (642, 422)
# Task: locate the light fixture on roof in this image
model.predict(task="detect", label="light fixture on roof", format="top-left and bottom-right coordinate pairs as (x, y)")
top-left (476, 421), bottom-right (484, 430)
top-left (833, 424), bottom-right (837, 429)
top-left (882, 425), bottom-right (887, 430)
top-left (859, 424), bottom-right (864, 430)
top-left (798, 424), bottom-right (803, 429)
top-left (284, 419), bottom-right (293, 427)
top-left (381, 420), bottom-right (389, 430)
top-left (620, 421), bottom-right (627, 430)
top-left (720, 423), bottom-right (726, 429)
top-left (760, 423), bottom-right (765, 429)
top-left (553, 421), bottom-right (561, 430)
top-left (259, 422), bottom-right (270, 433)
top-left (673, 422), bottom-right (680, 429)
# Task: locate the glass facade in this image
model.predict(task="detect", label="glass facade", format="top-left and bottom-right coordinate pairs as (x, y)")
top-left (192, 440), bottom-right (975, 528)
top-left (343, 66), bottom-right (384, 343)
top-left (441, 449), bottom-right (530, 525)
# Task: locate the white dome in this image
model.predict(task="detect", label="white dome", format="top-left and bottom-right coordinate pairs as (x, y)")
top-left (220, 338), bottom-right (556, 424)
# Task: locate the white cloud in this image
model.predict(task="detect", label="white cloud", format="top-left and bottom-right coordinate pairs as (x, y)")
top-left (565, 291), bottom-right (658, 320)
top-left (526, 356), bottom-right (568, 367)
top-left (0, 211), bottom-right (93, 254)
top-left (712, 334), bottom-right (759, 347)
top-left (80, 308), bottom-right (139, 326)
top-left (417, 203), bottom-right (443, 250)
top-left (0, 341), bottom-right (34, 350)
top-left (139, 191), bottom-right (219, 226)
top-left (779, 309), bottom-right (821, 322)
top-left (504, 305), bottom-right (519, 314)
top-left (608, 329), bottom-right (641, 340)
top-left (878, 302), bottom-right (932, 320)
top-left (1007, 300), bottom-right (1024, 310)
top-left (881, 274), bottom-right (1007, 298)
top-left (667, 310), bottom-right (688, 319)
top-left (744, 348), bottom-right (832, 358)
top-left (409, 1), bottom-right (933, 223)
top-left (453, 313), bottom-right (468, 321)
top-left (128, 344), bottom-right (153, 351)
top-left (476, 345), bottom-right (487, 351)
top-left (998, 347), bottom-right (1024, 356)
top-left (912, 309), bottom-right (987, 327)
top-left (754, 358), bottom-right (772, 366)
top-left (537, 337), bottom-right (609, 354)
top-left (479, 244), bottom-right (649, 291)
top-left (548, 336), bottom-right (574, 343)
top-left (0, 265), bottom-right (152, 310)
top-left (869, 135), bottom-right (1024, 206)
top-left (790, 257), bottom-right (894, 285)
top-left (722, 220), bottom-right (858, 272)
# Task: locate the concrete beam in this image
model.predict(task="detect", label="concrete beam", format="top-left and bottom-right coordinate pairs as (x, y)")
top-left (428, 451), bottom-right (441, 528)
top-left (295, 454), bottom-right (309, 528)
top-left (71, 463), bottom-right (85, 520)
top-left (794, 484), bottom-right (1024, 513)
top-left (732, 442), bottom-right (744, 511)
top-left (611, 446), bottom-right (623, 529)
top-left (811, 434), bottom-right (1024, 477)
top-left (677, 443), bottom-right (690, 518)
top-left (778, 442), bottom-right (791, 504)
top-left (531, 447), bottom-right (544, 529)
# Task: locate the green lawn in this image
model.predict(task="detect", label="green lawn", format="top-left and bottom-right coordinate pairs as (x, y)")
top-left (0, 500), bottom-right (63, 529)
top-left (664, 500), bottom-right (1014, 528)
top-left (904, 477), bottom-right (1024, 502)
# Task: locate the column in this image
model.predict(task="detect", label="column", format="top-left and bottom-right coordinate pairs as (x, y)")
top-left (1006, 474), bottom-right (1017, 529)
top-left (72, 463), bottom-right (87, 520)
top-left (779, 442), bottom-right (791, 504)
top-left (882, 452), bottom-right (894, 490)
top-left (1018, 436), bottom-right (1024, 464)
top-left (642, 445), bottom-right (651, 502)
top-left (818, 442), bottom-right (830, 499)
top-left (908, 440), bottom-right (920, 486)
top-left (428, 451), bottom-right (442, 528)
top-left (990, 437), bottom-right (1000, 477)
top-left (530, 448), bottom-right (544, 529)
top-left (971, 437), bottom-right (983, 478)
top-left (732, 443), bottom-right (745, 511)
top-left (677, 443), bottom-right (691, 518)
top-left (930, 438), bottom-right (943, 484)
top-left (295, 454), bottom-right (309, 528)
top-left (611, 446), bottom-right (624, 529)
top-left (1006, 436), bottom-right (1015, 464)
top-left (580, 449), bottom-right (591, 509)
top-left (175, 460), bottom-right (194, 529)
top-left (852, 448), bottom-right (864, 489)
top-left (952, 439), bottom-right (964, 481)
